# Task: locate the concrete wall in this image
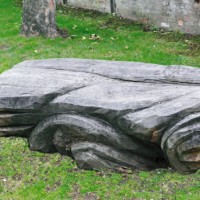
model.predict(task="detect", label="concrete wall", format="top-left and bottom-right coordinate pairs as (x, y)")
top-left (57, 0), bottom-right (200, 35)
top-left (56, 0), bottom-right (64, 4)
top-left (67, 0), bottom-right (111, 13)
top-left (115, 0), bottom-right (200, 34)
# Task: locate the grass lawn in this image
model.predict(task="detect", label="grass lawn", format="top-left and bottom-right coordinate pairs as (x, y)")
top-left (0, 0), bottom-right (200, 199)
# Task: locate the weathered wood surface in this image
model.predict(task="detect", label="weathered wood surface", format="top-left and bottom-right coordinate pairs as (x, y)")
top-left (0, 58), bottom-right (200, 173)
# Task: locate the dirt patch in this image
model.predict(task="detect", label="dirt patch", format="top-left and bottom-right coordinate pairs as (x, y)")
top-left (84, 192), bottom-right (99, 200)
top-left (0, 45), bottom-right (9, 50)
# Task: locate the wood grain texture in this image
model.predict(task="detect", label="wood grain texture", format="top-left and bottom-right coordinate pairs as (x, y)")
top-left (0, 58), bottom-right (199, 173)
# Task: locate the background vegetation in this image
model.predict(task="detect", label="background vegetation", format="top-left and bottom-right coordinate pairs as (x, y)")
top-left (0, 0), bottom-right (200, 199)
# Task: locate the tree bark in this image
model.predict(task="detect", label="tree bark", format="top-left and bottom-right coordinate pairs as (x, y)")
top-left (21, 0), bottom-right (58, 37)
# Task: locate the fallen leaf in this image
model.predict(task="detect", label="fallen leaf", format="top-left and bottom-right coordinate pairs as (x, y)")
top-left (89, 34), bottom-right (101, 40)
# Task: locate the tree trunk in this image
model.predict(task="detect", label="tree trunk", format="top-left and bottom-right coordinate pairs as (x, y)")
top-left (21, 0), bottom-right (58, 37)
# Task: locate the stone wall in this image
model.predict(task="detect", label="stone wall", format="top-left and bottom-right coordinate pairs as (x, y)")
top-left (57, 0), bottom-right (200, 35)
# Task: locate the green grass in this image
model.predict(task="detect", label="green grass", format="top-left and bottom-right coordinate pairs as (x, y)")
top-left (0, 0), bottom-right (200, 199)
top-left (1, 138), bottom-right (200, 200)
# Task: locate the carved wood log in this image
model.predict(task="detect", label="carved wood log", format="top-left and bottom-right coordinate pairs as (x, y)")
top-left (0, 59), bottom-right (200, 173)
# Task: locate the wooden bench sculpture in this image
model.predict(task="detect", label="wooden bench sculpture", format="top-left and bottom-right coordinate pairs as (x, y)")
top-left (0, 59), bottom-right (199, 173)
